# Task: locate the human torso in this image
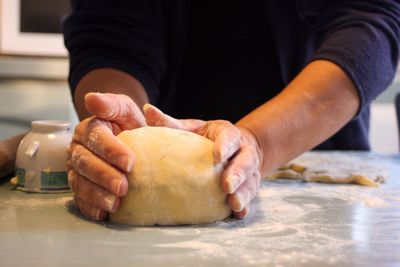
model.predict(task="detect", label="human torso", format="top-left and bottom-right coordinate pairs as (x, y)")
top-left (170, 0), bottom-right (283, 122)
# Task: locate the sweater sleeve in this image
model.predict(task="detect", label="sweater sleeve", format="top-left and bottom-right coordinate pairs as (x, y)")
top-left (63, 0), bottom-right (166, 103)
top-left (308, 0), bottom-right (400, 115)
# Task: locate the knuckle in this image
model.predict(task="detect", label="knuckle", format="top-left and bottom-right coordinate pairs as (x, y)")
top-left (242, 144), bottom-right (260, 168)
top-left (217, 120), bottom-right (237, 134)
top-left (101, 143), bottom-right (118, 161)
top-left (86, 125), bottom-right (112, 155)
top-left (73, 118), bottom-right (90, 138)
top-left (71, 149), bottom-right (88, 173)
top-left (86, 128), bottom-right (102, 152)
top-left (68, 144), bottom-right (78, 162)
top-left (100, 173), bottom-right (118, 190)
top-left (216, 119), bottom-right (233, 127)
top-left (105, 96), bottom-right (119, 119)
top-left (74, 117), bottom-right (104, 143)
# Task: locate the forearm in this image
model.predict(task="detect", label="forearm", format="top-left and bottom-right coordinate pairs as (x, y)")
top-left (74, 68), bottom-right (149, 120)
top-left (236, 60), bottom-right (360, 176)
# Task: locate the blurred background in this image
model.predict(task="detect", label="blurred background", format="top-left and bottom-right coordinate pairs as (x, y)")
top-left (0, 0), bottom-right (399, 152)
top-left (0, 0), bottom-right (78, 139)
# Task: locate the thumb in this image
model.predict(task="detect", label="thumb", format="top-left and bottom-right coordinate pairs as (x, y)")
top-left (85, 92), bottom-right (146, 130)
top-left (143, 104), bottom-right (205, 132)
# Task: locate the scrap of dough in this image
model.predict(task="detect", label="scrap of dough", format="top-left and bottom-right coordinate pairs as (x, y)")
top-left (268, 152), bottom-right (387, 187)
top-left (110, 127), bottom-right (231, 226)
top-left (268, 169), bottom-right (303, 180)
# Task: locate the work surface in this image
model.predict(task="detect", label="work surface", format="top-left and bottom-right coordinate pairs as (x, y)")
top-left (1, 152), bottom-right (399, 267)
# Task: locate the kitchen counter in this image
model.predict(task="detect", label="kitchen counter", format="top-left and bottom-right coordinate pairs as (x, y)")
top-left (0, 152), bottom-right (399, 267)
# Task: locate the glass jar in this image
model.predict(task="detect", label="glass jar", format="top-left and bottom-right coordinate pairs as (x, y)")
top-left (15, 120), bottom-right (72, 193)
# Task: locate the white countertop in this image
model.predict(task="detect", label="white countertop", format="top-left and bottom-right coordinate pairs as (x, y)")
top-left (1, 152), bottom-right (399, 267)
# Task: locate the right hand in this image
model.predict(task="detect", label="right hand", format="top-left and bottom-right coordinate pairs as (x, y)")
top-left (67, 92), bottom-right (146, 220)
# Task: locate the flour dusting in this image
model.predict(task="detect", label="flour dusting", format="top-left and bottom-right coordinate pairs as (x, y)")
top-left (143, 176), bottom-right (397, 266)
top-left (0, 194), bottom-right (72, 209)
top-left (2, 152), bottom-right (399, 267)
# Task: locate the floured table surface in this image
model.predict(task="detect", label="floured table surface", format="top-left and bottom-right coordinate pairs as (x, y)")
top-left (1, 152), bottom-right (399, 267)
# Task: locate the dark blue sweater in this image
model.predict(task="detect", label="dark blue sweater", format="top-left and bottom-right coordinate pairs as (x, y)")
top-left (63, 0), bottom-right (400, 150)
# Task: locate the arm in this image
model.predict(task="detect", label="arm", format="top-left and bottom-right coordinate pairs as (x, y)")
top-left (142, 59), bottom-right (359, 217)
top-left (237, 60), bottom-right (359, 176)
top-left (142, 1), bottom-right (400, 217)
top-left (63, 0), bottom-right (165, 220)
top-left (233, 0), bottom-right (400, 209)
top-left (73, 68), bottom-right (149, 119)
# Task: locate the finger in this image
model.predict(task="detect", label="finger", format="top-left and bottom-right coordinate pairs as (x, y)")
top-left (73, 118), bottom-right (134, 173)
top-left (85, 92), bottom-right (146, 130)
top-left (227, 171), bottom-right (260, 212)
top-left (143, 103), bottom-right (184, 129)
top-left (143, 104), bottom-right (205, 132)
top-left (221, 146), bottom-right (260, 194)
top-left (212, 124), bottom-right (241, 163)
top-left (74, 195), bottom-right (108, 221)
top-left (68, 170), bottom-right (121, 212)
top-left (69, 143), bottom-right (128, 196)
top-left (233, 206), bottom-right (249, 219)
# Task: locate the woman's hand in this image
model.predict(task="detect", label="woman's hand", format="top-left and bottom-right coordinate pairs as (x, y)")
top-left (67, 92), bottom-right (146, 220)
top-left (143, 104), bottom-right (263, 218)
top-left (68, 92), bottom-right (263, 220)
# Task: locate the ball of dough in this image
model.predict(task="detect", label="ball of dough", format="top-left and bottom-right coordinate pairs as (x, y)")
top-left (110, 126), bottom-right (231, 226)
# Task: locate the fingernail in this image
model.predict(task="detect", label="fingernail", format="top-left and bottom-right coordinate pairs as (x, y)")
top-left (94, 92), bottom-right (105, 97)
top-left (219, 147), bottom-right (229, 162)
top-left (142, 103), bottom-right (151, 113)
top-left (120, 155), bottom-right (133, 172)
top-left (113, 179), bottom-right (121, 195)
top-left (84, 92), bottom-right (92, 101)
top-left (231, 194), bottom-right (244, 212)
top-left (234, 206), bottom-right (249, 219)
top-left (104, 194), bottom-right (116, 211)
top-left (227, 174), bottom-right (242, 194)
top-left (85, 92), bottom-right (100, 101)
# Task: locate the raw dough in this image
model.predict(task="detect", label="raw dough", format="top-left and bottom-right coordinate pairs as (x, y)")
top-left (110, 127), bottom-right (231, 226)
top-left (268, 152), bottom-right (387, 187)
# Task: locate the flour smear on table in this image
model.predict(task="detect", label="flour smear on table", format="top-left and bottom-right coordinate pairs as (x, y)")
top-left (146, 180), bottom-right (399, 266)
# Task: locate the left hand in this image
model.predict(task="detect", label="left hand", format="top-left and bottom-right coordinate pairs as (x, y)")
top-left (143, 104), bottom-right (263, 218)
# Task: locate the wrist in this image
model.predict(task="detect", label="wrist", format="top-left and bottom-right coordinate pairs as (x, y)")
top-left (235, 60), bottom-right (360, 175)
top-left (235, 124), bottom-right (267, 175)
